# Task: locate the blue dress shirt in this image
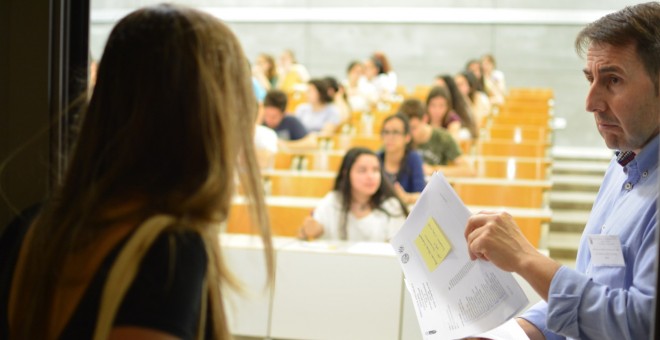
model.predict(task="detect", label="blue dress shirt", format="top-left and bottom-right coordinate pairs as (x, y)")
top-left (522, 135), bottom-right (659, 339)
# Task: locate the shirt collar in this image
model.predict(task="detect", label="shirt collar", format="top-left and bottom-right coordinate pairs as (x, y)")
top-left (630, 134), bottom-right (659, 175)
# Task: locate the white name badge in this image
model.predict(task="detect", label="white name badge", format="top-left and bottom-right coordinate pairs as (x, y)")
top-left (587, 235), bottom-right (625, 267)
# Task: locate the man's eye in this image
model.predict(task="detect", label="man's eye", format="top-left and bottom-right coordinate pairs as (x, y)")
top-left (610, 77), bottom-right (620, 85)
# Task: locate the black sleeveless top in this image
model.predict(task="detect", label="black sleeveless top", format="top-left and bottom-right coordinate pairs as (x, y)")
top-left (0, 210), bottom-right (209, 339)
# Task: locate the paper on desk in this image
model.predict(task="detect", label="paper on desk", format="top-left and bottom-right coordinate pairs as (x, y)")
top-left (390, 173), bottom-right (529, 340)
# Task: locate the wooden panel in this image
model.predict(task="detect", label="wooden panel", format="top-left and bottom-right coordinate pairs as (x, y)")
top-left (267, 174), bottom-right (334, 197)
top-left (452, 182), bottom-right (548, 208)
top-left (286, 90), bottom-right (307, 113)
top-left (486, 125), bottom-right (550, 144)
top-left (472, 157), bottom-right (551, 180)
top-left (227, 204), bottom-right (311, 236)
top-left (491, 115), bottom-right (550, 127)
top-left (515, 217), bottom-right (545, 248)
top-left (331, 134), bottom-right (382, 151)
top-left (477, 140), bottom-right (549, 158)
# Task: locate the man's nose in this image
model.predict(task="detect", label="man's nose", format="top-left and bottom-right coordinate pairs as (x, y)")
top-left (585, 83), bottom-right (605, 114)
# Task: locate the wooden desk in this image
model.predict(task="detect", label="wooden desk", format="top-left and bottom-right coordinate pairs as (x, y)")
top-left (227, 195), bottom-right (552, 247)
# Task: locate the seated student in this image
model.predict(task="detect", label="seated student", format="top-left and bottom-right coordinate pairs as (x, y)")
top-left (399, 99), bottom-right (475, 177)
top-left (253, 53), bottom-right (278, 90)
top-left (254, 99), bottom-right (278, 169)
top-left (425, 86), bottom-right (460, 136)
top-left (342, 60), bottom-right (378, 112)
top-left (377, 114), bottom-right (426, 204)
top-left (364, 52), bottom-right (397, 98)
top-left (454, 71), bottom-right (491, 128)
top-left (295, 78), bottom-right (341, 135)
top-left (263, 89), bottom-right (318, 150)
top-left (298, 147), bottom-right (408, 242)
top-left (323, 76), bottom-right (351, 126)
top-left (434, 75), bottom-right (479, 141)
top-left (481, 53), bottom-right (507, 105)
top-left (277, 49), bottom-right (310, 93)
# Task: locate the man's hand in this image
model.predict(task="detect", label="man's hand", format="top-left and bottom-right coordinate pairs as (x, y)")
top-left (464, 211), bottom-right (561, 300)
top-left (464, 211), bottom-right (537, 272)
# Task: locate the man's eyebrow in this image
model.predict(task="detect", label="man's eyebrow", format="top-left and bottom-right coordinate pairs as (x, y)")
top-left (583, 65), bottom-right (625, 76)
top-left (598, 65), bottom-right (624, 74)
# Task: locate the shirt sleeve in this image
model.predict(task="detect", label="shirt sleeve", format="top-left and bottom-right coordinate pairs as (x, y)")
top-left (313, 192), bottom-right (340, 240)
top-left (288, 117), bottom-right (308, 141)
top-left (544, 217), bottom-right (657, 339)
top-left (408, 151), bottom-right (427, 192)
top-left (548, 236), bottom-right (658, 340)
top-left (519, 300), bottom-right (566, 340)
top-left (114, 231), bottom-right (208, 339)
top-left (438, 130), bottom-right (462, 163)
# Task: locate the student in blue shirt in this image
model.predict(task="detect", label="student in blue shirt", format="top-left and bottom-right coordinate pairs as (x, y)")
top-left (377, 114), bottom-right (426, 204)
top-left (464, 3), bottom-right (660, 339)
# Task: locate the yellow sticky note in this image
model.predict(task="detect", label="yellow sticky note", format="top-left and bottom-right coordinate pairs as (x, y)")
top-left (414, 217), bottom-right (452, 272)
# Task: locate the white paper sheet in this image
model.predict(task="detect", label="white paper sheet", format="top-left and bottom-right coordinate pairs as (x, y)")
top-left (390, 173), bottom-right (529, 339)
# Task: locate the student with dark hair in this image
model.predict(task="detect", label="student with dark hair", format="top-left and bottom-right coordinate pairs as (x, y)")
top-left (435, 74), bottom-right (479, 140)
top-left (399, 99), bottom-right (474, 177)
top-left (299, 147), bottom-right (408, 242)
top-left (466, 3), bottom-right (660, 339)
top-left (377, 114), bottom-right (426, 204)
top-left (263, 89), bottom-right (317, 150)
top-left (364, 51), bottom-right (397, 97)
top-left (454, 71), bottom-right (491, 128)
top-left (425, 86), bottom-right (461, 139)
top-left (263, 89), bottom-right (308, 141)
top-left (323, 75), bottom-right (351, 125)
top-left (294, 78), bottom-right (341, 135)
top-left (465, 59), bottom-right (486, 92)
top-left (1, 4), bottom-right (273, 339)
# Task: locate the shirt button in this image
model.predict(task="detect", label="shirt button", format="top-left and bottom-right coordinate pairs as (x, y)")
top-left (624, 182), bottom-right (633, 190)
top-left (642, 171), bottom-right (648, 178)
top-left (601, 225), bottom-right (606, 231)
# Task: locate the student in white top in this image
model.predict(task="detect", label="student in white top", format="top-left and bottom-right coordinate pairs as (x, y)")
top-left (481, 54), bottom-right (507, 105)
top-left (364, 51), bottom-right (397, 98)
top-left (299, 147), bottom-right (408, 242)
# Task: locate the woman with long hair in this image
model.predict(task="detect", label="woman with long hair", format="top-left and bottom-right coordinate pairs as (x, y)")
top-left (1, 4), bottom-right (272, 339)
top-left (299, 147), bottom-right (408, 241)
top-left (434, 75), bottom-right (479, 140)
top-left (377, 114), bottom-right (426, 204)
top-left (454, 71), bottom-right (491, 128)
top-left (253, 53), bottom-right (278, 89)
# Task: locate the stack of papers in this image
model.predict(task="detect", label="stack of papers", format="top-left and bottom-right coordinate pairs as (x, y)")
top-left (390, 173), bottom-right (529, 339)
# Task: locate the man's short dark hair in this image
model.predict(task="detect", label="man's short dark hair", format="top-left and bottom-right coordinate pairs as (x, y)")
top-left (264, 89), bottom-right (288, 113)
top-left (398, 98), bottom-right (426, 121)
top-left (575, 2), bottom-right (660, 94)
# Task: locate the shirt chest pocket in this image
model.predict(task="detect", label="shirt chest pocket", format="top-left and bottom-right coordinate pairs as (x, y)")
top-left (589, 245), bottom-right (632, 289)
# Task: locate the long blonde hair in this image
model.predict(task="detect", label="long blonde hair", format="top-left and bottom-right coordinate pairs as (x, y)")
top-left (10, 4), bottom-right (273, 339)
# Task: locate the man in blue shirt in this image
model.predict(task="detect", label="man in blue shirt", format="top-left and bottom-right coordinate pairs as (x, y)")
top-left (262, 89), bottom-right (318, 150)
top-left (464, 3), bottom-right (660, 339)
